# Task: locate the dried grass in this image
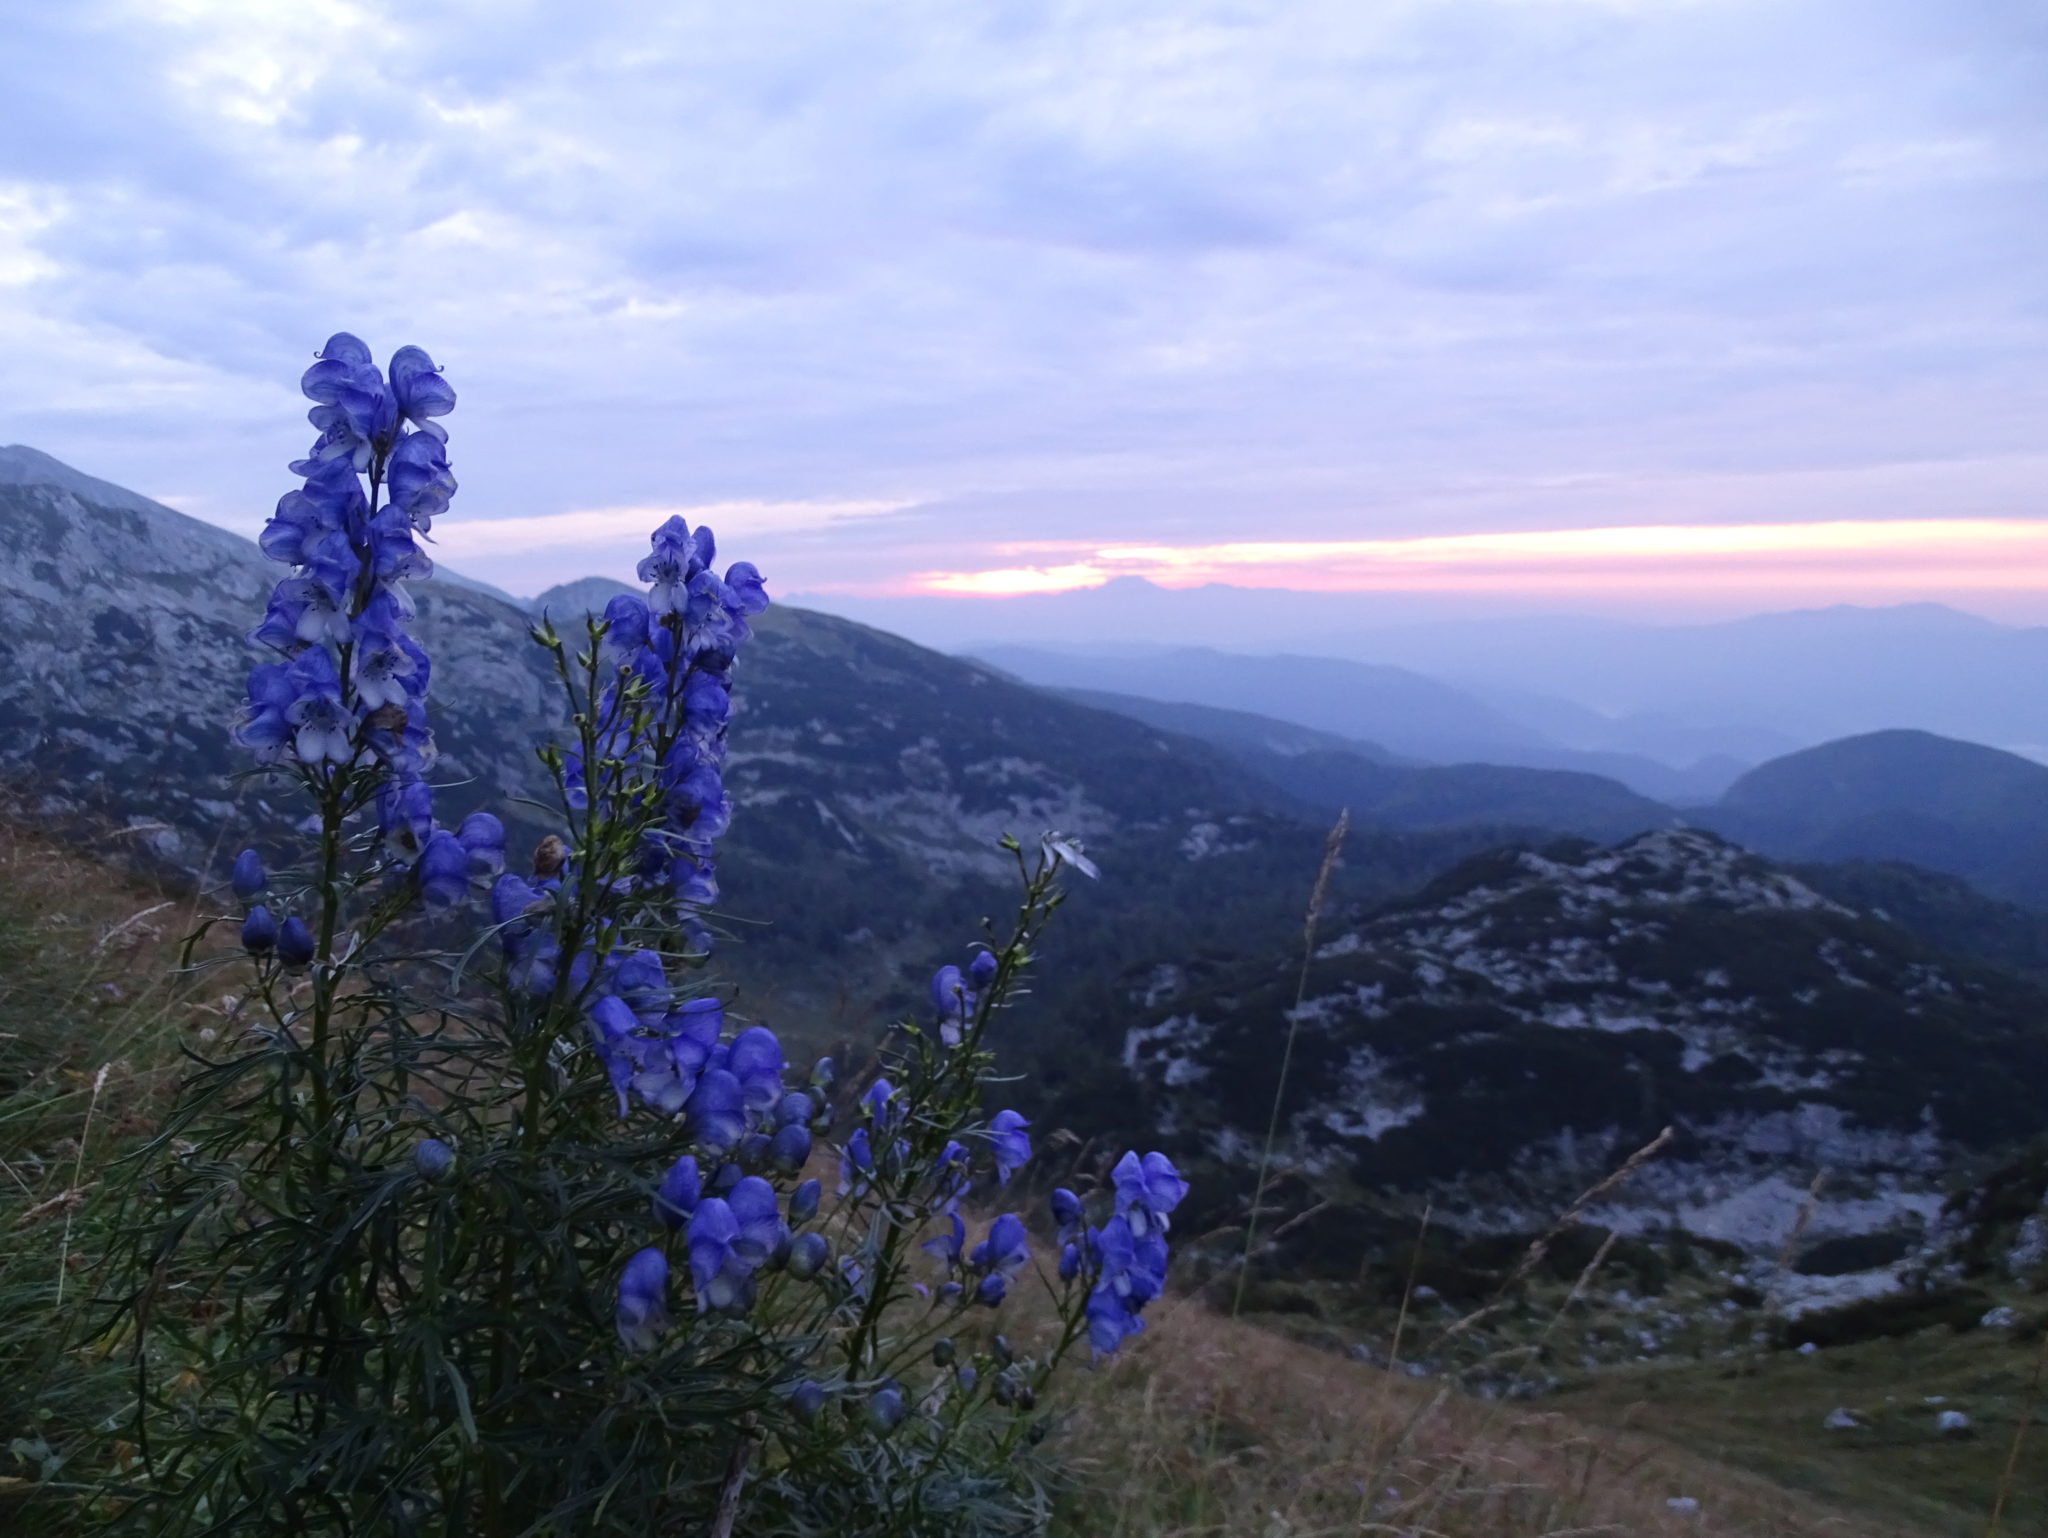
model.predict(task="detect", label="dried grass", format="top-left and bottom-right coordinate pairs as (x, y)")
top-left (1054, 1298), bottom-right (1911, 1538)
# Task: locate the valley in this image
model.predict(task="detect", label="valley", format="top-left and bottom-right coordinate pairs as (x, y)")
top-left (3, 445), bottom-right (2046, 1532)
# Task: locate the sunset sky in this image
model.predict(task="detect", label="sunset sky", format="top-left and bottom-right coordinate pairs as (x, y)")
top-left (4, 0), bottom-right (2044, 620)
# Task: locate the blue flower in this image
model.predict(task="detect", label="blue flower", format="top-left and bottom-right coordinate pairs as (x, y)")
top-left (615, 1247), bottom-right (672, 1351)
top-left (974, 1274), bottom-right (1009, 1308)
top-left (934, 1140), bottom-right (970, 1211)
top-left (861, 1077), bottom-right (901, 1130)
top-left (969, 948), bottom-right (998, 988)
top-left (686, 1195), bottom-right (763, 1312)
top-left (456, 812), bottom-right (505, 878)
top-left (1092, 1215), bottom-right (1167, 1311)
top-left (282, 650), bottom-right (353, 765)
top-left (1051, 1187), bottom-right (1082, 1234)
top-left (416, 830), bottom-right (469, 909)
top-left (599, 592), bottom-right (650, 656)
top-left (277, 915), bottom-right (315, 967)
top-left (230, 849), bottom-right (267, 901)
top-left (723, 560), bottom-right (769, 616)
top-left (684, 1068), bottom-right (746, 1152)
top-left (378, 778), bottom-right (435, 860)
top-left (1086, 1286), bottom-right (1144, 1354)
top-left (839, 1128), bottom-right (873, 1196)
top-left (637, 516), bottom-right (703, 614)
top-left (988, 1109), bottom-right (1031, 1184)
top-left (970, 1214), bottom-right (1030, 1284)
top-left (653, 1154), bottom-right (701, 1231)
top-left (929, 964), bottom-right (972, 1045)
top-left (387, 345), bottom-right (456, 427)
top-left (726, 1175), bottom-right (785, 1267)
top-left (921, 1213), bottom-right (966, 1273)
top-left (413, 1138), bottom-right (455, 1181)
top-left (727, 1025), bottom-right (785, 1112)
top-left (1111, 1150), bottom-right (1188, 1239)
top-left (611, 949), bottom-right (670, 1024)
top-left (241, 905), bottom-right (279, 953)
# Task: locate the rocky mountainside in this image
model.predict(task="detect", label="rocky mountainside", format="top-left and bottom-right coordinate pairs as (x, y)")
top-left (0, 444), bottom-right (561, 864)
top-left (0, 447), bottom-right (1507, 1035)
top-left (1125, 829), bottom-right (2048, 1268)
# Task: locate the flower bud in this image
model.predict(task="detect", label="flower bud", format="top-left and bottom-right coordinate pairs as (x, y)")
top-left (809, 1056), bottom-right (835, 1091)
top-left (231, 849), bottom-right (267, 901)
top-left (1051, 1188), bottom-right (1082, 1229)
top-left (532, 834), bottom-right (567, 878)
top-left (788, 1178), bottom-right (821, 1224)
top-left (992, 1374), bottom-right (1016, 1408)
top-left (975, 1274), bottom-right (1008, 1308)
top-left (1015, 1383), bottom-right (1037, 1412)
top-left (769, 1123), bottom-right (812, 1173)
top-left (277, 915), bottom-right (316, 967)
top-left (413, 1138), bottom-right (455, 1181)
top-left (867, 1384), bottom-right (905, 1432)
top-left (790, 1381), bottom-right (826, 1423)
top-left (955, 1364), bottom-right (977, 1394)
top-left (932, 1337), bottom-right (956, 1367)
top-left (787, 1231), bottom-right (829, 1279)
top-left (968, 948), bottom-right (998, 988)
top-left (240, 905), bottom-right (279, 954)
top-left (992, 1334), bottom-right (1014, 1367)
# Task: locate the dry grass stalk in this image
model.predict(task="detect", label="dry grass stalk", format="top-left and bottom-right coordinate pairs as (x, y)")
top-left (1228, 808), bottom-right (1350, 1323)
top-left (1437, 1126), bottom-right (1674, 1347)
top-left (1761, 1166), bottom-right (1828, 1320)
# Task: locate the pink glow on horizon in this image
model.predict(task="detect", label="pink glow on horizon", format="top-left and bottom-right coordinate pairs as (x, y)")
top-left (896, 518), bottom-right (2048, 599)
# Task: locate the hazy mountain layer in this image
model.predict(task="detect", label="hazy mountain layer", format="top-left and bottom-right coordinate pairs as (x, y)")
top-left (972, 642), bottom-right (1749, 801)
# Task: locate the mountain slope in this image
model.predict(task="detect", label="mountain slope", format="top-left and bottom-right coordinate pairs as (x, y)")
top-left (1124, 829), bottom-right (2048, 1258)
top-left (971, 642), bottom-right (1737, 800)
top-left (1042, 687), bottom-right (1675, 841)
top-left (0, 449), bottom-right (1510, 1035)
top-left (1049, 686), bottom-right (1413, 765)
top-left (1700, 730), bottom-right (2048, 907)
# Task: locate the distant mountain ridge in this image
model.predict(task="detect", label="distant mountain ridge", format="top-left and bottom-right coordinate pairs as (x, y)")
top-left (968, 642), bottom-right (1739, 801)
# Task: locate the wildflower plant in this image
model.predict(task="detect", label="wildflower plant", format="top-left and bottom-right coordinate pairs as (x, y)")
top-left (102, 335), bottom-right (1182, 1537)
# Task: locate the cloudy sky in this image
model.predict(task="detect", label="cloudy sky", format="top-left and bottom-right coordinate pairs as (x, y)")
top-left (4, 0), bottom-right (2044, 618)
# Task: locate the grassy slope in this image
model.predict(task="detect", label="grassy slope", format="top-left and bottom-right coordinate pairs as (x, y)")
top-left (1554, 1327), bottom-right (2048, 1537)
top-left (1049, 1299), bottom-right (1925, 1538)
top-left (0, 808), bottom-right (199, 1517)
top-left (3, 807), bottom-right (2025, 1536)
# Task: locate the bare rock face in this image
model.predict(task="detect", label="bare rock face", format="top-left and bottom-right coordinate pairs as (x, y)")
top-left (0, 448), bottom-right (564, 865)
top-left (1127, 828), bottom-right (2048, 1259)
top-left (0, 446), bottom-right (1308, 1016)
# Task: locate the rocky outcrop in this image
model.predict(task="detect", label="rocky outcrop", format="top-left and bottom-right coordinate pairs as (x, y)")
top-left (1128, 829), bottom-right (2048, 1258)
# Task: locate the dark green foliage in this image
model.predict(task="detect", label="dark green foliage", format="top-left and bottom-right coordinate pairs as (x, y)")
top-left (1702, 728), bottom-right (2048, 907)
top-left (1774, 1286), bottom-right (1997, 1350)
